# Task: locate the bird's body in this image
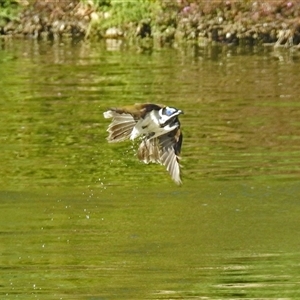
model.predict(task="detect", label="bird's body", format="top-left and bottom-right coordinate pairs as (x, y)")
top-left (103, 103), bottom-right (183, 184)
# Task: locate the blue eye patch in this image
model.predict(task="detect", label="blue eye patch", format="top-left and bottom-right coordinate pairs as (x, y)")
top-left (164, 107), bottom-right (177, 116)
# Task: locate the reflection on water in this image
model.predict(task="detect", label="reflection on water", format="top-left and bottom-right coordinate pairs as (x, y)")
top-left (1, 40), bottom-right (300, 188)
top-left (0, 39), bottom-right (300, 299)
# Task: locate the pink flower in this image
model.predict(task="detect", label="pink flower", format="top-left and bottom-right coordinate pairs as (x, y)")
top-left (182, 6), bottom-right (190, 14)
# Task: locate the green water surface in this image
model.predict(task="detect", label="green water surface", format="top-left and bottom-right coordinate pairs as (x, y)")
top-left (0, 39), bottom-right (300, 299)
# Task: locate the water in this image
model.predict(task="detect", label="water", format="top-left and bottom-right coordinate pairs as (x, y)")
top-left (0, 39), bottom-right (300, 299)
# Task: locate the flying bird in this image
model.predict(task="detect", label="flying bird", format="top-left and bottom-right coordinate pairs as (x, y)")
top-left (103, 103), bottom-right (183, 184)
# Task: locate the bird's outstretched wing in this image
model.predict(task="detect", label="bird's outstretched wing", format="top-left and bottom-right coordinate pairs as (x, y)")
top-left (137, 129), bottom-right (183, 185)
top-left (103, 110), bottom-right (136, 143)
top-left (103, 103), bottom-right (163, 143)
top-left (158, 129), bottom-right (182, 185)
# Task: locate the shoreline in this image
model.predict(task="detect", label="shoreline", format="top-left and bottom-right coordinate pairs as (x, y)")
top-left (1, 0), bottom-right (300, 50)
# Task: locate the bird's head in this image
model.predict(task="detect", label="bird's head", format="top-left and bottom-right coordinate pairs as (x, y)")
top-left (158, 106), bottom-right (183, 127)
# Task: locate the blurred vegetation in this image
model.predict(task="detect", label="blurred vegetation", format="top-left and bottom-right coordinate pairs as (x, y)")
top-left (0, 0), bottom-right (21, 26)
top-left (1, 0), bottom-right (300, 47)
top-left (78, 0), bottom-right (161, 41)
top-left (100, 0), bottom-right (158, 26)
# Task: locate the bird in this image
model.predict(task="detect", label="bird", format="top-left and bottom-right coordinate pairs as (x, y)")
top-left (103, 103), bottom-right (183, 185)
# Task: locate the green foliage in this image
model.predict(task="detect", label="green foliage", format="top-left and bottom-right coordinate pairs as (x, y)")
top-left (0, 0), bottom-right (14, 6)
top-left (0, 0), bottom-right (20, 25)
top-left (92, 0), bottom-right (159, 29)
top-left (112, 0), bottom-right (156, 22)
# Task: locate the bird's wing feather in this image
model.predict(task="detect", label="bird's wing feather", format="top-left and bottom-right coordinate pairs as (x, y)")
top-left (158, 129), bottom-right (182, 185)
top-left (137, 138), bottom-right (160, 164)
top-left (137, 129), bottom-right (182, 184)
top-left (103, 110), bottom-right (136, 143)
top-left (160, 148), bottom-right (181, 184)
